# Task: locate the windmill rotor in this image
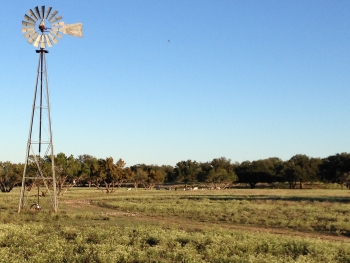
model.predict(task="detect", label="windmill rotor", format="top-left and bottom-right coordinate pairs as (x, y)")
top-left (22, 5), bottom-right (83, 49)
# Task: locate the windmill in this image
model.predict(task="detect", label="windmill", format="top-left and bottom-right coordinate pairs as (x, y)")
top-left (18, 6), bottom-right (82, 213)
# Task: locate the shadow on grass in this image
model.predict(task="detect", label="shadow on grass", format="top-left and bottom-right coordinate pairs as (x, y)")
top-left (182, 195), bottom-right (350, 203)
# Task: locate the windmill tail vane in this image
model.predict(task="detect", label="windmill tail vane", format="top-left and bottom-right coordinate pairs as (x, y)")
top-left (22, 5), bottom-right (83, 49)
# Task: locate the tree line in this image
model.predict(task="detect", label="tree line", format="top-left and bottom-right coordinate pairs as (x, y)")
top-left (0, 152), bottom-right (350, 193)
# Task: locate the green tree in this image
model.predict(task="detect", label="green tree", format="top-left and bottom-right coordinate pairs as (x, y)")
top-left (282, 160), bottom-right (298, 189)
top-left (53, 153), bottom-right (81, 195)
top-left (0, 162), bottom-right (23, 193)
top-left (129, 164), bottom-right (165, 190)
top-left (115, 159), bottom-right (132, 188)
top-left (174, 160), bottom-right (200, 189)
top-left (211, 157), bottom-right (237, 174)
top-left (89, 158), bottom-right (107, 191)
top-left (130, 164), bottom-right (148, 190)
top-left (161, 165), bottom-right (175, 182)
top-left (77, 154), bottom-right (97, 187)
top-left (123, 167), bottom-right (133, 187)
top-left (205, 168), bottom-right (237, 189)
top-left (144, 165), bottom-right (165, 189)
top-left (203, 157), bottom-right (238, 189)
top-left (318, 153), bottom-right (350, 187)
top-left (236, 159), bottom-right (276, 189)
top-left (267, 157), bottom-right (284, 183)
top-left (282, 154), bottom-right (321, 189)
top-left (235, 160), bottom-right (252, 187)
top-left (103, 157), bottom-right (117, 193)
top-left (102, 157), bottom-right (128, 193)
top-left (197, 162), bottom-right (212, 182)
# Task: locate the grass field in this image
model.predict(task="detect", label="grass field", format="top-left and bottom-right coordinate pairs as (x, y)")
top-left (1, 187), bottom-right (350, 262)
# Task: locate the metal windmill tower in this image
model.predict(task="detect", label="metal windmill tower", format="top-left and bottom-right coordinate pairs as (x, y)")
top-left (18, 6), bottom-right (82, 213)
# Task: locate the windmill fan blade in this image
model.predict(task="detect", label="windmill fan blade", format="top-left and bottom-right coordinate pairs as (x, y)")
top-left (60, 23), bottom-right (83, 37)
top-left (50, 15), bottom-right (63, 23)
top-left (24, 14), bottom-right (36, 24)
top-left (51, 31), bottom-right (63, 39)
top-left (48, 33), bottom-right (59, 44)
top-left (24, 31), bottom-right (37, 38)
top-left (45, 7), bottom-right (52, 19)
top-left (41, 6), bottom-right (45, 19)
top-left (47, 10), bottom-right (58, 21)
top-left (27, 32), bottom-right (39, 44)
top-left (28, 9), bottom-right (38, 21)
top-left (34, 6), bottom-right (41, 19)
top-left (51, 21), bottom-right (65, 27)
top-left (22, 21), bottom-right (35, 27)
top-left (22, 27), bottom-right (35, 33)
top-left (45, 35), bottom-right (53, 47)
top-left (32, 35), bottom-right (41, 47)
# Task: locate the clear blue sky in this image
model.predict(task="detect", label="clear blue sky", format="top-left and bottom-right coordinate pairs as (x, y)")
top-left (1, 0), bottom-right (350, 166)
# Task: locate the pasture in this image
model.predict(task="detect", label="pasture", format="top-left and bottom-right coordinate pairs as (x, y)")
top-left (0, 188), bottom-right (350, 262)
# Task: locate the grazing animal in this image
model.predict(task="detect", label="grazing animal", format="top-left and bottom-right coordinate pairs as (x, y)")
top-left (127, 188), bottom-right (131, 191)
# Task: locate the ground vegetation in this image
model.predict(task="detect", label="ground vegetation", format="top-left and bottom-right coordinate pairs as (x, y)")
top-left (1, 188), bottom-right (350, 262)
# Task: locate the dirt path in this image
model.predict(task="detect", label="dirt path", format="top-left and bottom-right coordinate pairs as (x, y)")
top-left (61, 200), bottom-right (350, 242)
